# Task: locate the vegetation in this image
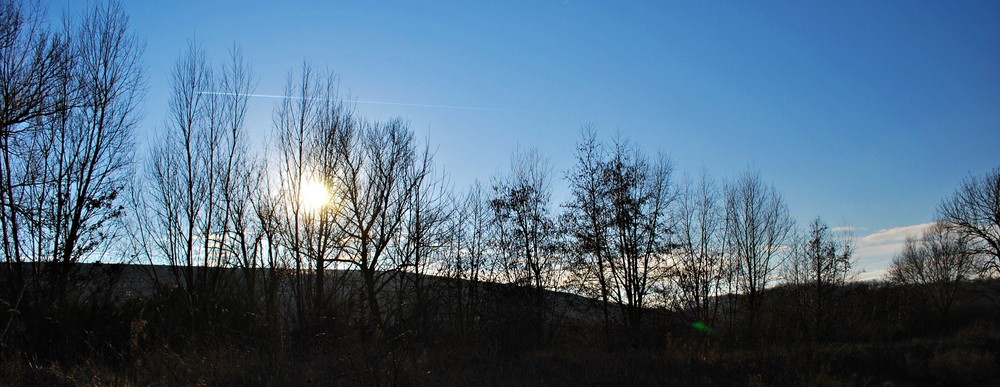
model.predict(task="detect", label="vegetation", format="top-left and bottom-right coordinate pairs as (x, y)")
top-left (1, 1), bottom-right (998, 385)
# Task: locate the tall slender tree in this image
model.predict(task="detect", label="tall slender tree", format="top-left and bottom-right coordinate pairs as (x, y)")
top-left (564, 131), bottom-right (676, 347)
top-left (273, 64), bottom-right (349, 323)
top-left (675, 169), bottom-right (725, 327)
top-left (601, 138), bottom-right (675, 347)
top-left (784, 217), bottom-right (853, 342)
top-left (0, 0), bottom-right (72, 297)
top-left (564, 128), bottom-right (613, 337)
top-left (330, 118), bottom-right (431, 330)
top-left (492, 147), bottom-right (556, 304)
top-left (724, 169), bottom-right (793, 331)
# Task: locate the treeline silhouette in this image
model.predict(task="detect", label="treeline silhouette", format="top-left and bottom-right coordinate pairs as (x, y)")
top-left (1, 1), bottom-right (998, 385)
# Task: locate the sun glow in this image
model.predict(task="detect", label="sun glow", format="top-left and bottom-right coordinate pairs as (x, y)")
top-left (299, 177), bottom-right (331, 213)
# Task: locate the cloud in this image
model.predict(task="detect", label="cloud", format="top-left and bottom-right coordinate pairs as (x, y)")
top-left (830, 226), bottom-right (857, 234)
top-left (857, 223), bottom-right (933, 247)
top-left (856, 268), bottom-right (888, 282)
top-left (853, 223), bottom-right (935, 281)
top-left (197, 91), bottom-right (521, 112)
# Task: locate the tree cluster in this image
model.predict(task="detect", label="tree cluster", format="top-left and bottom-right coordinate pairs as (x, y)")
top-left (887, 168), bottom-right (999, 318)
top-left (0, 0), bottom-right (141, 307)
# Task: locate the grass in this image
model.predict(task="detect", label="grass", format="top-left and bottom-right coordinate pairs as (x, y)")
top-left (1, 268), bottom-right (999, 386)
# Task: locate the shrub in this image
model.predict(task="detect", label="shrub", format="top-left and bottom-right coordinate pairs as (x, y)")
top-left (929, 348), bottom-right (997, 385)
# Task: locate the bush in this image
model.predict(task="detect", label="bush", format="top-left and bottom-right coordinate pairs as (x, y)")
top-left (929, 348), bottom-right (997, 385)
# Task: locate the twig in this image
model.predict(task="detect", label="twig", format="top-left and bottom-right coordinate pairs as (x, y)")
top-left (0, 283), bottom-right (27, 346)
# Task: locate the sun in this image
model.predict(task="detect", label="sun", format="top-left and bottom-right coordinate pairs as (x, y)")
top-left (299, 177), bottom-right (331, 213)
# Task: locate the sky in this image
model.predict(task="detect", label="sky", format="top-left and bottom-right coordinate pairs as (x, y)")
top-left (52, 0), bottom-right (1000, 280)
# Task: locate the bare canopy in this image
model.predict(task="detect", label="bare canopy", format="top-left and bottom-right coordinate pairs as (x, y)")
top-left (937, 167), bottom-right (1000, 274)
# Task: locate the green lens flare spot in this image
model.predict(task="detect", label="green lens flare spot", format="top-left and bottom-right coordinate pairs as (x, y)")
top-left (692, 321), bottom-right (714, 334)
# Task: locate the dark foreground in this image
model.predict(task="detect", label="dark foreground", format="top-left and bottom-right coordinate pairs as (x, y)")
top-left (1, 265), bottom-right (998, 386)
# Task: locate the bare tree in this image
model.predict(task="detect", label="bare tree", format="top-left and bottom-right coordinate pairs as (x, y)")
top-left (47, 0), bottom-right (143, 299)
top-left (391, 152), bottom-right (450, 335)
top-left (141, 41), bottom-right (257, 307)
top-left (784, 217), bottom-right (854, 341)
top-left (674, 168), bottom-right (725, 327)
top-left (937, 167), bottom-right (1000, 274)
top-left (250, 170), bottom-right (286, 319)
top-left (888, 222), bottom-right (984, 317)
top-left (563, 132), bottom-right (676, 346)
top-left (563, 128), bottom-right (613, 336)
top-left (273, 64), bottom-right (350, 323)
top-left (212, 46), bottom-right (263, 308)
top-left (449, 180), bottom-right (491, 333)
top-left (724, 169), bottom-right (793, 329)
top-left (601, 138), bottom-right (675, 347)
top-left (273, 71), bottom-right (431, 330)
top-left (329, 118), bottom-right (430, 330)
top-left (0, 0), bottom-right (141, 306)
top-left (273, 64), bottom-right (315, 322)
top-left (144, 41), bottom-right (211, 294)
top-left (0, 0), bottom-right (72, 296)
top-left (491, 147), bottom-right (557, 302)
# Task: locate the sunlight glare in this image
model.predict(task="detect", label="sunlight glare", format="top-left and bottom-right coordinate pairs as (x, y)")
top-left (300, 178), bottom-right (330, 212)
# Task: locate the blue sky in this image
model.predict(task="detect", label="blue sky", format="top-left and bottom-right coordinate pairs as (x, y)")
top-left (54, 1), bottom-right (1000, 279)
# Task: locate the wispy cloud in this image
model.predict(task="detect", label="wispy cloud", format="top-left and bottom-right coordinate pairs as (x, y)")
top-left (830, 226), bottom-right (857, 234)
top-left (197, 91), bottom-right (522, 112)
top-left (856, 268), bottom-right (888, 282)
top-left (858, 223), bottom-right (932, 246)
top-left (853, 223), bottom-right (934, 281)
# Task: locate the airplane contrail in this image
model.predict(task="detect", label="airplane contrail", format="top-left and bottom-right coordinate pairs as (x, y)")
top-left (197, 91), bottom-right (521, 112)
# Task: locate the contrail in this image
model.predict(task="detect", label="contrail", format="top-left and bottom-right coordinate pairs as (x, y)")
top-left (197, 91), bottom-right (521, 112)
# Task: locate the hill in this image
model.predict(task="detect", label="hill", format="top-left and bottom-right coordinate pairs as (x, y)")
top-left (2, 262), bottom-right (999, 385)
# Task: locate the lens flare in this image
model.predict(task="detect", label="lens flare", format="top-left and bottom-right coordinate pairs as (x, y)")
top-left (299, 178), bottom-right (330, 212)
top-left (692, 321), bottom-right (714, 334)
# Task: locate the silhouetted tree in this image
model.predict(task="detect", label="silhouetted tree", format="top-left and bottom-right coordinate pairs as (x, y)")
top-left (724, 169), bottom-right (793, 332)
top-left (563, 128), bottom-right (613, 337)
top-left (675, 168), bottom-right (725, 328)
top-left (565, 131), bottom-right (675, 347)
top-left (44, 0), bottom-right (143, 300)
top-left (273, 64), bottom-right (350, 323)
top-left (140, 41), bottom-right (258, 314)
top-left (601, 138), bottom-right (675, 347)
top-left (329, 118), bottom-right (431, 330)
top-left (208, 46), bottom-right (261, 310)
top-left (449, 181), bottom-right (491, 335)
top-left (888, 222), bottom-right (984, 317)
top-left (784, 217), bottom-right (854, 342)
top-left (143, 41), bottom-right (212, 295)
top-left (0, 0), bottom-right (72, 299)
top-left (392, 147), bottom-right (449, 335)
top-left (0, 0), bottom-right (141, 307)
top-left (491, 147), bottom-right (558, 338)
top-left (937, 167), bottom-right (1000, 274)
